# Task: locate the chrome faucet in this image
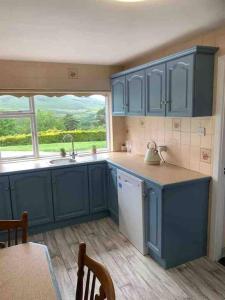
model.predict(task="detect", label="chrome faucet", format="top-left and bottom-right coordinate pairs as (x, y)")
top-left (63, 134), bottom-right (77, 160)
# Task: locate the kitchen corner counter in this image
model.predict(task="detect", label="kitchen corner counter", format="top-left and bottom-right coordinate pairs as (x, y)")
top-left (106, 152), bottom-right (210, 186)
top-left (0, 152), bottom-right (210, 186)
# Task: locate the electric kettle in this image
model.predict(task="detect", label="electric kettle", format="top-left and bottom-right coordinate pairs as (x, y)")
top-left (144, 140), bottom-right (161, 165)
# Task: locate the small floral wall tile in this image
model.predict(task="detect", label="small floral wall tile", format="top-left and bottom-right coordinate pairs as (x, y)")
top-left (172, 119), bottom-right (181, 131)
top-left (200, 148), bottom-right (211, 164)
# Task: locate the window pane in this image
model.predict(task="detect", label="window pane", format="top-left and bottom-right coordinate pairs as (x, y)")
top-left (0, 95), bottom-right (30, 112)
top-left (0, 117), bottom-right (33, 159)
top-left (34, 95), bottom-right (107, 156)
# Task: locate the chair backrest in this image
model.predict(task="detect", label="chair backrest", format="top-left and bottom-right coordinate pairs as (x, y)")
top-left (0, 212), bottom-right (28, 248)
top-left (76, 243), bottom-right (116, 300)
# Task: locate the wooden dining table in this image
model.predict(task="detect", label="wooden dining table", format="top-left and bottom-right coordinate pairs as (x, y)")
top-left (0, 242), bottom-right (61, 300)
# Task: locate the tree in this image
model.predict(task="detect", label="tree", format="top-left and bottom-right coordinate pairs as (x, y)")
top-left (63, 114), bottom-right (79, 130)
top-left (36, 110), bottom-right (64, 131)
top-left (95, 108), bottom-right (105, 127)
top-left (0, 119), bottom-right (16, 136)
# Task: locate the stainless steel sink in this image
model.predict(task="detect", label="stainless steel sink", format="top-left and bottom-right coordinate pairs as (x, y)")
top-left (49, 158), bottom-right (77, 166)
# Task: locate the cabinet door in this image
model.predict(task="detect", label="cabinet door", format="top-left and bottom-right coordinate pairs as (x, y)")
top-left (146, 63), bottom-right (166, 116)
top-left (52, 166), bottom-right (89, 221)
top-left (10, 171), bottom-right (53, 227)
top-left (166, 55), bottom-right (194, 116)
top-left (107, 164), bottom-right (118, 223)
top-left (111, 76), bottom-right (126, 116)
top-left (126, 70), bottom-right (145, 115)
top-left (0, 176), bottom-right (12, 220)
top-left (89, 164), bottom-right (107, 214)
top-left (145, 182), bottom-right (162, 256)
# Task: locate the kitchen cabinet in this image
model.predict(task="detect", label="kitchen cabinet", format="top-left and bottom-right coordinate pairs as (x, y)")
top-left (145, 179), bottom-right (209, 268)
top-left (10, 171), bottom-right (53, 227)
top-left (111, 46), bottom-right (218, 117)
top-left (126, 70), bottom-right (145, 115)
top-left (89, 163), bottom-right (107, 214)
top-left (107, 164), bottom-right (118, 223)
top-left (111, 76), bottom-right (126, 116)
top-left (145, 182), bottom-right (162, 256)
top-left (52, 166), bottom-right (89, 221)
top-left (0, 176), bottom-right (12, 220)
top-left (146, 63), bottom-right (166, 116)
top-left (166, 55), bottom-right (193, 116)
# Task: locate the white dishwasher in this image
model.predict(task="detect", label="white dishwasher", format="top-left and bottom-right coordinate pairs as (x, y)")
top-left (117, 169), bottom-right (147, 255)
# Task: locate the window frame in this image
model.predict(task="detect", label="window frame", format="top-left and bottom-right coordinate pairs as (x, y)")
top-left (0, 93), bottom-right (110, 161)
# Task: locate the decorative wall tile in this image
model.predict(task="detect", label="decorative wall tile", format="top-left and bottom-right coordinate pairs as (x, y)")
top-left (200, 148), bottom-right (211, 164)
top-left (172, 119), bottom-right (181, 131)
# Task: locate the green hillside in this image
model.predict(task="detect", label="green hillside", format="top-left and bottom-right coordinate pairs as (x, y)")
top-left (0, 95), bottom-right (105, 116)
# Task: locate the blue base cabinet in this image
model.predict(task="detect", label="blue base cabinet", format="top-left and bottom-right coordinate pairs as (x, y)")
top-left (145, 181), bottom-right (162, 257)
top-left (10, 171), bottom-right (54, 227)
top-left (52, 166), bottom-right (89, 221)
top-left (145, 179), bottom-right (210, 268)
top-left (107, 164), bottom-right (119, 223)
top-left (0, 176), bottom-right (12, 220)
top-left (89, 163), bottom-right (107, 214)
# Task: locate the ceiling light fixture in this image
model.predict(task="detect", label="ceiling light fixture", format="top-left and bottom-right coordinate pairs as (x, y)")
top-left (115, 0), bottom-right (145, 2)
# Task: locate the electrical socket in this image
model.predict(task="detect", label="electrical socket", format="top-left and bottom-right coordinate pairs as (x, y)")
top-left (197, 127), bottom-right (206, 136)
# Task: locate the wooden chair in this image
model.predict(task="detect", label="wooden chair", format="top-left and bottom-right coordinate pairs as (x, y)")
top-left (76, 243), bottom-right (116, 300)
top-left (0, 211), bottom-right (28, 248)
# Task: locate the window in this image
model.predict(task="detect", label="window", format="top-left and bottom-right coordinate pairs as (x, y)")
top-left (0, 94), bottom-right (109, 160)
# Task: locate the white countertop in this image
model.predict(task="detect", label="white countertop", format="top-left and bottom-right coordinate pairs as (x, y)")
top-left (0, 152), bottom-right (210, 186)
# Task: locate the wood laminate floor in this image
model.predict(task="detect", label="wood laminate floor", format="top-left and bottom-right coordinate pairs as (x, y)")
top-left (30, 218), bottom-right (225, 300)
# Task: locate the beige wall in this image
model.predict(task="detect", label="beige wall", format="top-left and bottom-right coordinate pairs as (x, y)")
top-left (124, 26), bottom-right (225, 69)
top-left (114, 25), bottom-right (225, 175)
top-left (0, 60), bottom-right (122, 92)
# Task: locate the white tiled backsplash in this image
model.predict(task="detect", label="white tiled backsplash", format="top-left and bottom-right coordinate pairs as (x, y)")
top-left (125, 116), bottom-right (215, 175)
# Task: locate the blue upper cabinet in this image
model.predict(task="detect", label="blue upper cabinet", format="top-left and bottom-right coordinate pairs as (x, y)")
top-left (0, 176), bottom-right (12, 220)
top-left (88, 163), bottom-right (107, 214)
top-left (112, 76), bottom-right (126, 116)
top-left (10, 171), bottom-right (54, 227)
top-left (126, 70), bottom-right (145, 115)
top-left (166, 55), bottom-right (193, 117)
top-left (146, 63), bottom-right (166, 116)
top-left (111, 46), bottom-right (218, 117)
top-left (52, 166), bottom-right (89, 221)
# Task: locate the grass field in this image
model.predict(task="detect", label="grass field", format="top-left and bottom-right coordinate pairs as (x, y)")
top-left (0, 141), bottom-right (107, 152)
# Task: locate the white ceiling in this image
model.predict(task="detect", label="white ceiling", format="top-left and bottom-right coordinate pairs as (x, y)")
top-left (0, 0), bottom-right (225, 65)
